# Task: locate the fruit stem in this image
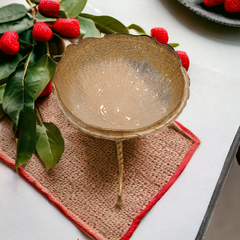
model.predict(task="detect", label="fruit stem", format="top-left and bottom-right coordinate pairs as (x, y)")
top-left (46, 42), bottom-right (50, 57)
top-left (26, 0), bottom-right (35, 8)
top-left (23, 52), bottom-right (32, 85)
top-left (26, 0), bottom-right (37, 23)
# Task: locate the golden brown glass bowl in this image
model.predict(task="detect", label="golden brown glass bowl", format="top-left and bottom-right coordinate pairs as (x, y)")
top-left (53, 34), bottom-right (190, 141)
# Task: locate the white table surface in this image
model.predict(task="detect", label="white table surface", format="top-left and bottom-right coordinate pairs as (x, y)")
top-left (0, 0), bottom-right (240, 240)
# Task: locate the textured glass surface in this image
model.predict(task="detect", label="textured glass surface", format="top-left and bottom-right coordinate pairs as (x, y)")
top-left (53, 34), bottom-right (190, 140)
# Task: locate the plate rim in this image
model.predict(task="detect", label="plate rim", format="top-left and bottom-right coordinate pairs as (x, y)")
top-left (177, 0), bottom-right (240, 27)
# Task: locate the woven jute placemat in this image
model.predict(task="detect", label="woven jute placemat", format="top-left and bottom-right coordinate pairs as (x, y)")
top-left (0, 94), bottom-right (200, 240)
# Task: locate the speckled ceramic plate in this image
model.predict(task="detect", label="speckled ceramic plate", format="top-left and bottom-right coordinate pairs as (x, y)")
top-left (177, 0), bottom-right (240, 27)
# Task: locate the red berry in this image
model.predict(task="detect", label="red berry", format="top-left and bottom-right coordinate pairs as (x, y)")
top-left (150, 27), bottom-right (169, 44)
top-left (39, 81), bottom-right (52, 97)
top-left (52, 18), bottom-right (80, 38)
top-left (176, 51), bottom-right (190, 71)
top-left (38, 0), bottom-right (60, 18)
top-left (224, 0), bottom-right (240, 13)
top-left (203, 0), bottom-right (224, 7)
top-left (0, 30), bottom-right (19, 55)
top-left (32, 22), bottom-right (53, 42)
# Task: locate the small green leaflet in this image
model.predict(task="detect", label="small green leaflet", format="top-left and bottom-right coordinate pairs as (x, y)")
top-left (36, 123), bottom-right (64, 170)
top-left (80, 14), bottom-right (129, 34)
top-left (35, 12), bottom-right (57, 22)
top-left (0, 14), bottom-right (34, 34)
top-left (57, 10), bottom-right (68, 19)
top-left (127, 24), bottom-right (147, 35)
top-left (77, 16), bottom-right (101, 38)
top-left (60, 0), bottom-right (87, 18)
top-left (168, 43), bottom-right (179, 48)
top-left (0, 52), bottom-right (23, 81)
top-left (0, 4), bottom-right (27, 23)
top-left (0, 84), bottom-right (6, 118)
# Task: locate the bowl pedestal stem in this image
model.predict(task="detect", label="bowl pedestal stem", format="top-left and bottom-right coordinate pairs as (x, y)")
top-left (116, 140), bottom-right (123, 207)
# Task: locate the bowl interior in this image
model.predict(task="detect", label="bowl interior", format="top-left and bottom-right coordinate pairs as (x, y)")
top-left (53, 34), bottom-right (189, 140)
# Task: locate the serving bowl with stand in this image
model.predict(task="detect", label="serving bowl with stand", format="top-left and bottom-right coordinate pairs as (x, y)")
top-left (53, 33), bottom-right (190, 206)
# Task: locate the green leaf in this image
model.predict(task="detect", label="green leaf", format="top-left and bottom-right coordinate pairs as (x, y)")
top-left (19, 29), bottom-right (33, 45)
top-left (168, 43), bottom-right (179, 48)
top-left (35, 12), bottom-right (57, 22)
top-left (77, 16), bottom-right (101, 38)
top-left (15, 98), bottom-right (36, 170)
top-left (0, 84), bottom-right (6, 119)
top-left (60, 0), bottom-right (87, 18)
top-left (80, 14), bottom-right (129, 34)
top-left (0, 14), bottom-right (34, 34)
top-left (127, 24), bottom-right (147, 35)
top-left (2, 67), bottom-right (24, 126)
top-left (35, 57), bottom-right (56, 99)
top-left (29, 42), bottom-right (46, 66)
top-left (26, 54), bottom-right (57, 100)
top-left (0, 4), bottom-right (27, 23)
top-left (24, 56), bottom-right (53, 99)
top-left (0, 52), bottom-right (23, 80)
top-left (36, 123), bottom-right (64, 170)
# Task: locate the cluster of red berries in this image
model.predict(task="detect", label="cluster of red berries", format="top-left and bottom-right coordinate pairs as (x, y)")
top-left (204, 0), bottom-right (240, 13)
top-left (34, 0), bottom-right (80, 42)
top-left (0, 0), bottom-right (81, 97)
top-left (150, 27), bottom-right (190, 71)
top-left (35, 0), bottom-right (80, 41)
top-left (0, 0), bottom-right (80, 55)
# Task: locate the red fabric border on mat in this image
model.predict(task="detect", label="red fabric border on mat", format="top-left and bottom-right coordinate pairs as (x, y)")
top-left (0, 121), bottom-right (200, 240)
